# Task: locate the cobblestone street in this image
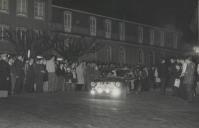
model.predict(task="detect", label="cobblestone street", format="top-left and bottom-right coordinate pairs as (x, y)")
top-left (0, 91), bottom-right (199, 128)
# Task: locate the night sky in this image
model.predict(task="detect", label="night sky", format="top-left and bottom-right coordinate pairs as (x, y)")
top-left (53, 0), bottom-right (197, 42)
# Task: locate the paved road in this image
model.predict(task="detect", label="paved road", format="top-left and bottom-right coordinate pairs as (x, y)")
top-left (0, 91), bottom-right (199, 128)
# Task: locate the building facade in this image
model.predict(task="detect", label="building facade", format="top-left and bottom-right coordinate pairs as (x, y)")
top-left (0, 0), bottom-right (182, 66)
top-left (0, 0), bottom-right (52, 40)
top-left (51, 5), bottom-right (182, 66)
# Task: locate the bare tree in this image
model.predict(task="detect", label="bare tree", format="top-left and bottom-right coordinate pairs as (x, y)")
top-left (52, 31), bottom-right (105, 61)
top-left (6, 29), bottom-right (104, 61)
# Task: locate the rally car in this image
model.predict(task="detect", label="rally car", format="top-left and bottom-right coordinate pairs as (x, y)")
top-left (90, 69), bottom-right (133, 99)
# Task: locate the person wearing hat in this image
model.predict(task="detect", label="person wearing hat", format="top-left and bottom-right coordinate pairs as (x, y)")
top-left (24, 58), bottom-right (35, 93)
top-left (0, 54), bottom-right (11, 95)
top-left (46, 56), bottom-right (56, 92)
top-left (13, 55), bottom-right (24, 94)
top-left (181, 56), bottom-right (196, 102)
top-left (33, 56), bottom-right (45, 93)
top-left (158, 58), bottom-right (169, 95)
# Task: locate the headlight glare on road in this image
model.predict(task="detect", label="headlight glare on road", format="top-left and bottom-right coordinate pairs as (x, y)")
top-left (105, 89), bottom-right (110, 93)
top-left (90, 90), bottom-right (95, 95)
top-left (115, 82), bottom-right (121, 87)
top-left (96, 88), bottom-right (103, 94)
top-left (91, 82), bottom-right (96, 87)
top-left (111, 88), bottom-right (121, 97)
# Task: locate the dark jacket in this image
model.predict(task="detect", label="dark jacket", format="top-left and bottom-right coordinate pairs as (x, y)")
top-left (0, 60), bottom-right (11, 90)
top-left (13, 59), bottom-right (24, 78)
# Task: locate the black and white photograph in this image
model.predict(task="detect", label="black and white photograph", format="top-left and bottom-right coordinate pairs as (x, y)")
top-left (0, 0), bottom-right (199, 127)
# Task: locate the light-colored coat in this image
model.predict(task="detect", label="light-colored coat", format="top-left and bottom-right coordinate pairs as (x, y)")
top-left (183, 62), bottom-right (195, 85)
top-left (76, 63), bottom-right (85, 84)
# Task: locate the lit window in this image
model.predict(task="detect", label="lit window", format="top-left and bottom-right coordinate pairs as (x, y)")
top-left (150, 29), bottom-right (154, 45)
top-left (106, 46), bottom-right (112, 63)
top-left (138, 26), bottom-right (143, 43)
top-left (0, 24), bottom-right (9, 40)
top-left (0, 0), bottom-right (9, 13)
top-left (34, 0), bottom-right (45, 20)
top-left (16, 27), bottom-right (27, 41)
top-left (90, 16), bottom-right (96, 36)
top-left (64, 11), bottom-right (72, 32)
top-left (160, 31), bottom-right (165, 47)
top-left (105, 19), bottom-right (111, 39)
top-left (119, 47), bottom-right (126, 65)
top-left (119, 22), bottom-right (125, 41)
top-left (17, 0), bottom-right (27, 16)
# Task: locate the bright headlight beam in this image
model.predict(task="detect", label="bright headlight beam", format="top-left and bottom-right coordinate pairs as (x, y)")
top-left (105, 89), bottom-right (110, 93)
top-left (97, 88), bottom-right (103, 94)
top-left (112, 88), bottom-right (121, 97)
top-left (90, 90), bottom-right (95, 95)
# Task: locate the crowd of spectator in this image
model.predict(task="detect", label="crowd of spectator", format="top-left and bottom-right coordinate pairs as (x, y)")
top-left (0, 53), bottom-right (198, 102)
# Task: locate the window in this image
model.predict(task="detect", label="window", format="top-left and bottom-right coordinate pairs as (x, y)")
top-left (90, 16), bottom-right (96, 36)
top-left (0, 0), bottom-right (9, 13)
top-left (0, 24), bottom-right (9, 40)
top-left (106, 46), bottom-right (112, 63)
top-left (148, 52), bottom-right (155, 66)
top-left (64, 11), bottom-right (72, 32)
top-left (33, 29), bottom-right (43, 39)
top-left (105, 19), bottom-right (111, 39)
top-left (17, 0), bottom-right (27, 16)
top-left (173, 33), bottom-right (178, 49)
top-left (160, 31), bottom-right (165, 47)
top-left (16, 27), bottom-right (27, 41)
top-left (150, 29), bottom-right (154, 45)
top-left (119, 22), bottom-right (125, 41)
top-left (34, 0), bottom-right (45, 20)
top-left (119, 47), bottom-right (126, 65)
top-left (138, 48), bottom-right (144, 64)
top-left (138, 26), bottom-right (143, 43)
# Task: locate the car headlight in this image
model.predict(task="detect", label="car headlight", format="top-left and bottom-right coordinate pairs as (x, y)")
top-left (90, 89), bottom-right (95, 95)
top-left (105, 89), bottom-right (110, 93)
top-left (91, 82), bottom-right (96, 87)
top-left (111, 88), bottom-right (121, 97)
top-left (96, 88), bottom-right (103, 94)
top-left (115, 82), bottom-right (121, 87)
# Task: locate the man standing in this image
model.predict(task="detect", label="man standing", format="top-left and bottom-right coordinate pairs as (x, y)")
top-left (168, 58), bottom-right (177, 88)
top-left (0, 54), bottom-right (11, 95)
top-left (33, 57), bottom-right (45, 93)
top-left (24, 58), bottom-right (35, 93)
top-left (158, 58), bottom-right (168, 95)
top-left (76, 62), bottom-right (86, 91)
top-left (46, 56), bottom-right (56, 92)
top-left (182, 57), bottom-right (196, 102)
top-left (14, 55), bottom-right (24, 94)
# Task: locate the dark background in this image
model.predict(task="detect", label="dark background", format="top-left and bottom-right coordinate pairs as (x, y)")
top-left (53, 0), bottom-right (197, 43)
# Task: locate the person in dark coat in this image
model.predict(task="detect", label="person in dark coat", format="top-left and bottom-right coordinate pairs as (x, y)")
top-left (0, 54), bottom-right (11, 94)
top-left (168, 58), bottom-right (177, 88)
top-left (148, 66), bottom-right (155, 90)
top-left (13, 55), bottom-right (24, 94)
top-left (172, 62), bottom-right (182, 96)
top-left (158, 58), bottom-right (169, 95)
top-left (56, 61), bottom-right (65, 92)
top-left (182, 57), bottom-right (196, 102)
top-left (24, 58), bottom-right (35, 93)
top-left (33, 57), bottom-right (45, 93)
top-left (9, 57), bottom-right (16, 95)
